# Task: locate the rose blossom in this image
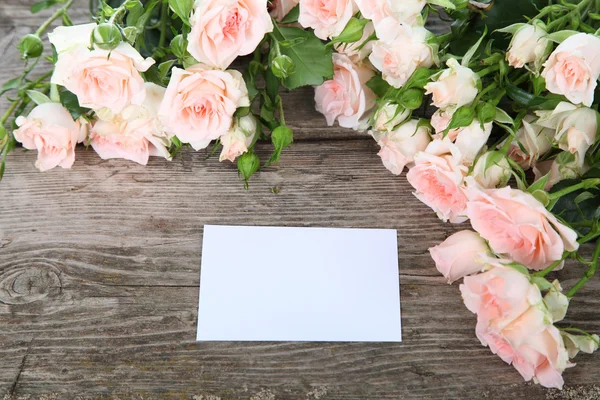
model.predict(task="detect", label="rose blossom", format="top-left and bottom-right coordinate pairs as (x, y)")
top-left (429, 230), bottom-right (490, 283)
top-left (424, 58), bottom-right (479, 110)
top-left (532, 160), bottom-right (562, 191)
top-left (406, 140), bottom-right (469, 223)
top-left (536, 102), bottom-right (598, 168)
top-left (354, 0), bottom-right (426, 26)
top-left (369, 17), bottom-right (435, 88)
top-left (334, 22), bottom-right (375, 63)
top-left (453, 119), bottom-right (492, 166)
top-left (504, 22), bottom-right (550, 70)
top-left (219, 115), bottom-right (257, 162)
top-left (506, 115), bottom-right (554, 170)
top-left (90, 83), bottom-right (171, 165)
top-left (49, 23), bottom-right (154, 115)
top-left (269, 0), bottom-right (300, 22)
top-left (372, 102), bottom-right (410, 132)
top-left (13, 103), bottom-right (85, 171)
top-left (472, 151), bottom-right (511, 188)
top-left (541, 33), bottom-right (600, 107)
top-left (298, 0), bottom-right (357, 40)
top-left (465, 177), bottom-right (580, 270)
top-left (371, 119), bottom-right (431, 175)
top-left (188, 0), bottom-right (273, 69)
top-left (158, 64), bottom-right (250, 150)
top-left (430, 109), bottom-right (460, 140)
top-left (315, 53), bottom-right (376, 129)
top-left (562, 331), bottom-right (600, 359)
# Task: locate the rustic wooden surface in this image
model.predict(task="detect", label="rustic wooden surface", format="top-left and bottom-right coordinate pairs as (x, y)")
top-left (1, 2), bottom-right (600, 399)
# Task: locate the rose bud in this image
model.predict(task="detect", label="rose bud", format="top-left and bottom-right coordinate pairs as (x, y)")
top-left (92, 23), bottom-right (122, 50)
top-left (472, 151), bottom-right (511, 188)
top-left (18, 34), bottom-right (44, 59)
top-left (429, 230), bottom-right (491, 283)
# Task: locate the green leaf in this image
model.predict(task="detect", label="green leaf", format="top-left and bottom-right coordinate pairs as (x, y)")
top-left (545, 30), bottom-right (579, 44)
top-left (126, 0), bottom-right (144, 27)
top-left (268, 125), bottom-right (294, 165)
top-left (31, 0), bottom-right (59, 13)
top-left (506, 84), bottom-right (566, 109)
top-left (366, 75), bottom-right (391, 97)
top-left (59, 89), bottom-right (89, 120)
top-left (427, 0), bottom-right (456, 10)
top-left (494, 107), bottom-right (513, 124)
top-left (26, 90), bottom-right (51, 105)
top-left (531, 276), bottom-right (553, 291)
top-left (158, 59), bottom-right (176, 81)
top-left (0, 160), bottom-right (5, 181)
top-left (331, 17), bottom-right (369, 44)
top-left (528, 172), bottom-right (550, 194)
top-left (1, 77), bottom-right (22, 96)
top-left (404, 67), bottom-right (437, 90)
top-left (274, 26), bottom-right (334, 90)
top-left (462, 25), bottom-right (487, 67)
top-left (168, 0), bottom-right (193, 25)
top-left (237, 150), bottom-right (260, 189)
top-left (280, 4), bottom-right (300, 24)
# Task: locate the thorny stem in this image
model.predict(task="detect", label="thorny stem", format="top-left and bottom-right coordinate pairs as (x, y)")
top-left (35, 0), bottom-right (75, 37)
top-left (567, 241), bottom-right (600, 298)
top-left (533, 253), bottom-right (570, 278)
top-left (158, 0), bottom-right (169, 49)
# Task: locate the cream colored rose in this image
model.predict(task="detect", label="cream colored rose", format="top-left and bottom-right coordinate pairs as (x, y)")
top-left (506, 115), bottom-right (554, 170)
top-left (541, 33), bottom-right (600, 107)
top-left (354, 0), bottom-right (426, 26)
top-left (298, 0), bottom-right (357, 40)
top-left (505, 23), bottom-right (550, 70)
top-left (219, 115), bottom-right (257, 162)
top-left (429, 230), bottom-right (490, 283)
top-left (372, 102), bottom-right (410, 132)
top-left (158, 64), bottom-right (250, 150)
top-left (424, 58), bottom-right (479, 110)
top-left (188, 0), bottom-right (273, 69)
top-left (13, 103), bottom-right (85, 171)
top-left (369, 17), bottom-right (434, 88)
top-left (49, 23), bottom-right (154, 115)
top-left (314, 53), bottom-right (376, 130)
top-left (371, 119), bottom-right (431, 175)
top-left (334, 22), bottom-right (375, 63)
top-left (90, 83), bottom-right (171, 165)
top-left (472, 151), bottom-right (511, 188)
top-left (453, 119), bottom-right (492, 166)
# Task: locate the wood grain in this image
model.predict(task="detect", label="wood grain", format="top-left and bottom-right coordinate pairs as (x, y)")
top-left (1, 1), bottom-right (600, 400)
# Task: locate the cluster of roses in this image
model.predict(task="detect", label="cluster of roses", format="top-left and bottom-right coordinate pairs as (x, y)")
top-left (309, 0), bottom-right (600, 389)
top-left (11, 0), bottom-right (280, 171)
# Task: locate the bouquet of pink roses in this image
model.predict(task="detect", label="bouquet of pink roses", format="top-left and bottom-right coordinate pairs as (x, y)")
top-left (307, 0), bottom-right (600, 389)
top-left (2, 0), bottom-right (600, 390)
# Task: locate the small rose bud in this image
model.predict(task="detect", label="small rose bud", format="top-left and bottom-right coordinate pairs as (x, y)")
top-left (92, 23), bottom-right (121, 50)
top-left (18, 34), bottom-right (44, 59)
top-left (373, 102), bottom-right (410, 132)
top-left (271, 55), bottom-right (295, 79)
top-left (472, 151), bottom-right (511, 188)
top-left (237, 150), bottom-right (260, 188)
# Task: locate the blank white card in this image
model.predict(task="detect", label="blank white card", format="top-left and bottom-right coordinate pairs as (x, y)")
top-left (197, 225), bottom-right (402, 342)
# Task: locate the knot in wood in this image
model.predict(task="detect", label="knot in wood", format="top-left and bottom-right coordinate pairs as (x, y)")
top-left (0, 264), bottom-right (62, 305)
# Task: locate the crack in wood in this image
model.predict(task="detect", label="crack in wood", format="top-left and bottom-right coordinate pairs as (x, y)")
top-left (9, 337), bottom-right (34, 396)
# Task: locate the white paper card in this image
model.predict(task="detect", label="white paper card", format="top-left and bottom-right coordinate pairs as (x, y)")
top-left (197, 225), bottom-right (401, 342)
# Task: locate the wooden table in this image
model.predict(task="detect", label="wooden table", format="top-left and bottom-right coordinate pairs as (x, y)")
top-left (1, 2), bottom-right (599, 399)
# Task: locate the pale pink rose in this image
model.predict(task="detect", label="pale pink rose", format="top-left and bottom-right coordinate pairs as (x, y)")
top-left (188, 0), bottom-right (273, 69)
top-left (269, 0), bottom-right (300, 21)
top-left (532, 160), bottom-right (562, 191)
top-left (472, 151), bottom-right (511, 188)
top-left (430, 109), bottom-right (460, 140)
top-left (429, 230), bottom-right (490, 283)
top-left (334, 22), bottom-right (375, 63)
top-left (219, 115), bottom-right (257, 162)
top-left (371, 119), bottom-right (431, 175)
top-left (465, 178), bottom-right (580, 270)
top-left (49, 23), bottom-right (154, 114)
top-left (424, 58), bottom-right (479, 110)
top-left (369, 17), bottom-right (435, 88)
top-left (505, 23), bottom-right (550, 70)
top-left (406, 140), bottom-right (469, 223)
top-left (354, 0), bottom-right (426, 26)
top-left (298, 0), bottom-right (357, 40)
top-left (461, 258), bottom-right (543, 329)
top-left (372, 102), bottom-right (410, 132)
top-left (476, 319), bottom-right (570, 389)
top-left (158, 64), bottom-right (250, 150)
top-left (541, 33), bottom-right (600, 107)
top-left (453, 120), bottom-right (492, 166)
top-left (13, 103), bottom-right (84, 171)
top-left (536, 102), bottom-right (598, 167)
top-left (90, 83), bottom-right (171, 165)
top-left (506, 115), bottom-right (554, 170)
top-left (315, 53), bottom-right (376, 129)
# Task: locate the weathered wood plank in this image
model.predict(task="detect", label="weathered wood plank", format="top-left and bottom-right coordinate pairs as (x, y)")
top-left (0, 142), bottom-right (599, 400)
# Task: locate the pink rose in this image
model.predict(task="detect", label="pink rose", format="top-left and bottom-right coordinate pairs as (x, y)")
top-left (49, 24), bottom-right (155, 114)
top-left (505, 23), bottom-right (550, 70)
top-left (429, 230), bottom-right (490, 283)
top-left (371, 119), bottom-right (431, 175)
top-left (506, 115), bottom-right (554, 170)
top-left (465, 178), bottom-right (580, 270)
top-left (369, 17), bottom-right (435, 88)
top-left (269, 0), bottom-right (300, 22)
top-left (452, 120), bottom-right (492, 166)
top-left (406, 140), bottom-right (469, 223)
top-left (13, 103), bottom-right (85, 171)
top-left (476, 320), bottom-right (570, 389)
top-left (90, 83), bottom-right (171, 165)
top-left (472, 151), bottom-right (511, 189)
top-left (188, 0), bottom-right (273, 69)
top-left (354, 0), bottom-right (426, 26)
top-left (158, 64), bottom-right (250, 150)
top-left (315, 53), bottom-right (376, 130)
top-left (219, 115), bottom-right (257, 162)
top-left (424, 58), bottom-right (479, 110)
top-left (541, 33), bottom-right (600, 107)
top-left (298, 0), bottom-right (357, 40)
top-left (430, 109), bottom-right (460, 140)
